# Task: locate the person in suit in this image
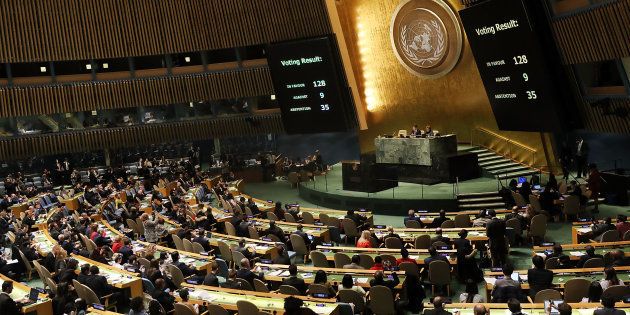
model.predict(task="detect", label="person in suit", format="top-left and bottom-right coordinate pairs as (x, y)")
top-left (0, 281), bottom-right (23, 315)
top-left (594, 296), bottom-right (627, 315)
top-left (410, 125), bottom-right (421, 136)
top-left (592, 217), bottom-right (617, 242)
top-left (424, 296), bottom-right (452, 315)
top-left (424, 245), bottom-right (449, 266)
top-left (151, 278), bottom-right (176, 313)
top-left (615, 215), bottom-right (630, 239)
top-left (77, 264), bottom-right (91, 284)
top-left (282, 264), bottom-right (307, 295)
top-left (527, 255), bottom-right (553, 298)
top-left (508, 298), bottom-right (525, 315)
top-left (574, 137), bottom-right (589, 178)
top-left (262, 220), bottom-right (286, 242)
top-left (85, 266), bottom-right (114, 302)
top-left (237, 216), bottom-right (252, 238)
top-left (117, 238), bottom-right (133, 263)
top-left (171, 252), bottom-right (195, 277)
top-left (504, 206), bottom-right (528, 230)
top-left (369, 270), bottom-right (399, 290)
top-left (273, 245), bottom-right (291, 265)
top-left (403, 209), bottom-right (422, 227)
top-left (343, 255), bottom-right (364, 270)
top-left (291, 224), bottom-right (311, 249)
top-left (202, 262), bottom-right (220, 287)
top-left (430, 228), bottom-right (451, 247)
top-left (236, 258), bottom-right (263, 286)
top-left (192, 229), bottom-right (212, 251)
top-left (486, 210), bottom-right (508, 267)
top-left (235, 238), bottom-right (256, 260)
top-left (345, 210), bottom-right (367, 229)
top-left (430, 210), bottom-right (449, 228)
top-left (558, 303), bottom-right (572, 315)
top-left (576, 245), bottom-right (604, 268)
top-left (492, 264), bottom-right (521, 293)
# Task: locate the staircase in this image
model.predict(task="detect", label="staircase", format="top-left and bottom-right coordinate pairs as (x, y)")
top-left (457, 191), bottom-right (505, 211)
top-left (465, 147), bottom-right (539, 181)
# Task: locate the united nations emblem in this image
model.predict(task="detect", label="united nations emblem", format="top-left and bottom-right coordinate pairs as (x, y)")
top-left (391, 0), bottom-right (463, 78)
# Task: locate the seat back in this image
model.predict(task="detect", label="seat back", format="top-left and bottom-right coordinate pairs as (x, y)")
top-left (142, 278), bottom-right (156, 293)
top-left (342, 218), bottom-right (359, 238)
top-left (505, 218), bottom-right (522, 236)
top-left (172, 234), bottom-right (185, 251)
top-left (302, 212), bottom-right (315, 225)
top-left (339, 289), bottom-right (366, 313)
top-left (545, 257), bottom-right (560, 269)
top-left (405, 220), bottom-right (422, 228)
top-left (217, 241), bottom-right (233, 263)
top-left (529, 195), bottom-right (543, 212)
top-left (85, 238), bottom-right (97, 254)
top-left (206, 304), bottom-right (229, 315)
top-left (18, 249), bottom-right (32, 274)
top-left (192, 242), bottom-right (205, 254)
top-left (253, 278), bottom-right (270, 292)
top-left (512, 191), bottom-right (527, 207)
top-left (600, 230), bottom-right (619, 242)
top-left (137, 257), bottom-right (151, 269)
top-left (183, 239), bottom-right (194, 252)
top-left (307, 283), bottom-right (331, 297)
top-left (231, 250), bottom-right (247, 265)
top-left (248, 225), bottom-right (260, 239)
top-left (564, 278), bottom-right (591, 302)
top-left (399, 261), bottom-right (419, 277)
top-left (290, 234), bottom-right (309, 257)
top-left (358, 254), bottom-right (374, 269)
top-left (368, 285), bottom-right (395, 315)
top-left (384, 237), bottom-right (403, 249)
top-left (237, 300), bottom-right (260, 315)
top-left (279, 285), bottom-right (301, 295)
top-left (602, 285), bottom-right (630, 301)
top-left (224, 221), bottom-right (237, 236)
top-left (534, 289), bottom-right (562, 302)
top-left (167, 264), bottom-right (185, 288)
top-left (327, 225), bottom-right (343, 244)
top-left (135, 218), bottom-right (145, 235)
top-left (244, 207), bottom-right (254, 217)
top-left (583, 257), bottom-right (604, 268)
top-left (334, 252), bottom-right (351, 268)
top-left (80, 283), bottom-right (102, 305)
top-left (529, 214), bottom-right (547, 238)
top-left (440, 220), bottom-right (455, 228)
top-left (235, 278), bottom-right (254, 291)
top-left (564, 195), bottom-right (581, 215)
top-left (174, 303), bottom-right (196, 315)
top-left (45, 277), bottom-right (58, 295)
top-left (380, 254), bottom-right (397, 267)
top-left (215, 258), bottom-right (229, 279)
top-left (428, 260), bottom-right (450, 286)
top-left (310, 251), bottom-right (329, 268)
top-left (284, 212), bottom-right (297, 223)
top-left (454, 214), bottom-right (471, 228)
top-left (414, 235), bottom-right (431, 249)
top-left (319, 213), bottom-right (331, 226)
top-left (126, 219), bottom-right (139, 234)
top-left (32, 260), bottom-right (46, 282)
top-left (266, 212), bottom-right (279, 221)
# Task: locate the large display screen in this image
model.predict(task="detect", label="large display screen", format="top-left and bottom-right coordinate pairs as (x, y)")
top-left (460, 0), bottom-right (562, 131)
top-left (267, 37), bottom-right (356, 134)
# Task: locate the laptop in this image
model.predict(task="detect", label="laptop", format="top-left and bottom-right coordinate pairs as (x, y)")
top-left (21, 288), bottom-right (39, 305)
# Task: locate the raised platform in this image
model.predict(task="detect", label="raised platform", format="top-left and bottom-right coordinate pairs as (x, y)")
top-left (298, 162), bottom-right (503, 215)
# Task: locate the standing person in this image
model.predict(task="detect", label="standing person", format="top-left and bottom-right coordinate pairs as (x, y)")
top-left (575, 137), bottom-right (589, 178)
top-left (587, 164), bottom-right (602, 212)
top-left (559, 141), bottom-right (572, 181)
top-left (486, 210), bottom-right (508, 267)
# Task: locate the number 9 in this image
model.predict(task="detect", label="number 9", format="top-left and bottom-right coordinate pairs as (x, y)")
top-left (523, 73), bottom-right (529, 81)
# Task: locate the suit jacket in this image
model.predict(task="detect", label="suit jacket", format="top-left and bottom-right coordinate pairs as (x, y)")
top-left (151, 289), bottom-right (175, 312)
top-left (283, 276), bottom-right (307, 295)
top-left (175, 261), bottom-right (195, 277)
top-left (431, 217), bottom-right (449, 228)
top-left (369, 273), bottom-right (399, 290)
top-left (424, 255), bottom-right (449, 266)
top-left (85, 274), bottom-right (113, 299)
top-left (424, 309), bottom-right (452, 315)
top-left (192, 236), bottom-right (211, 251)
top-left (236, 268), bottom-right (262, 286)
top-left (430, 236), bottom-right (451, 246)
top-left (577, 253), bottom-right (604, 268)
top-left (527, 268), bottom-right (554, 297)
top-left (486, 218), bottom-right (506, 239)
top-left (237, 221), bottom-right (251, 237)
top-left (0, 292), bottom-right (21, 315)
top-left (203, 273), bottom-right (220, 287)
top-left (593, 308), bottom-right (626, 315)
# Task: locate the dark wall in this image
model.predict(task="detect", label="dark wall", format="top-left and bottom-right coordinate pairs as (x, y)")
top-left (276, 131), bottom-right (360, 165)
top-left (572, 131), bottom-right (630, 171)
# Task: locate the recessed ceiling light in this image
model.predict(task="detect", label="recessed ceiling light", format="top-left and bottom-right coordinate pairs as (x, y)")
top-left (270, 95), bottom-right (276, 100)
top-left (102, 63), bottom-right (109, 69)
top-left (40, 66), bottom-right (47, 73)
top-left (85, 64), bottom-right (92, 70)
top-left (185, 57), bottom-right (191, 63)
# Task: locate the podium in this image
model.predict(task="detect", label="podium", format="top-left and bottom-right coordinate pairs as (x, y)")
top-left (342, 155), bottom-right (398, 193)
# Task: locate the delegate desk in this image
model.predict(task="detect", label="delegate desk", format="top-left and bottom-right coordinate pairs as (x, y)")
top-left (532, 241), bottom-right (630, 261)
top-left (315, 245), bottom-right (457, 266)
top-left (439, 303), bottom-right (630, 315)
top-left (299, 207), bottom-right (373, 225)
top-left (253, 218), bottom-right (331, 242)
top-left (71, 254), bottom-right (143, 298)
top-left (208, 232), bottom-right (278, 258)
top-left (483, 266), bottom-right (630, 298)
top-left (375, 135), bottom-right (457, 166)
top-left (182, 284), bottom-right (339, 315)
top-left (255, 263), bottom-right (404, 289)
top-left (413, 210), bottom-right (511, 225)
top-left (0, 273), bottom-right (52, 315)
top-left (58, 192), bottom-right (84, 211)
top-left (371, 227), bottom-right (488, 243)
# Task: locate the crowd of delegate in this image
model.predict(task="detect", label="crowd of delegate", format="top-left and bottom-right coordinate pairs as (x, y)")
top-left (0, 155), bottom-right (628, 315)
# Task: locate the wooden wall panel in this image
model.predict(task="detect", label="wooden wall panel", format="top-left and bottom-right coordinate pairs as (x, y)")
top-left (578, 98), bottom-right (630, 134)
top-left (0, 67), bottom-right (274, 117)
top-left (552, 0), bottom-right (630, 64)
top-left (0, 0), bottom-right (332, 63)
top-left (0, 112), bottom-right (283, 160)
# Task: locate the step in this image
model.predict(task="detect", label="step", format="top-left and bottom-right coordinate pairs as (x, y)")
top-left (457, 196), bottom-right (504, 203)
top-left (483, 162), bottom-right (520, 171)
top-left (497, 169), bottom-right (539, 180)
top-left (489, 165), bottom-right (530, 175)
top-left (457, 191), bottom-right (501, 199)
top-left (477, 152), bottom-right (496, 158)
top-left (466, 148), bottom-right (487, 153)
top-left (479, 159), bottom-right (513, 167)
top-left (478, 155), bottom-right (505, 162)
top-left (458, 202), bottom-right (506, 209)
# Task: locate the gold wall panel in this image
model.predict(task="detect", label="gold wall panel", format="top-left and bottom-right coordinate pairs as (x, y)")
top-left (334, 0), bottom-right (555, 168)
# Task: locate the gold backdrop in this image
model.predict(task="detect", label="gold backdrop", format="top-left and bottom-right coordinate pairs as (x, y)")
top-left (331, 0), bottom-right (555, 168)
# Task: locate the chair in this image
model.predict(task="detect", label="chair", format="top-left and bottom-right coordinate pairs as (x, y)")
top-left (583, 257), bottom-right (604, 268)
top-left (265, 234), bottom-right (282, 242)
top-left (174, 303), bottom-right (197, 315)
top-left (85, 238), bottom-right (97, 255)
top-left (172, 234), bottom-right (185, 251)
top-left (284, 212), bottom-right (297, 223)
top-left (384, 237), bottom-right (403, 249)
top-left (279, 285), bottom-right (302, 295)
top-left (135, 218), bottom-right (145, 235)
top-left (266, 212), bottom-right (279, 221)
top-left (254, 278), bottom-right (270, 292)
top-left (428, 260), bottom-right (451, 295)
top-left (358, 254), bottom-right (375, 269)
top-left (142, 278), bottom-right (156, 293)
top-left (137, 257), bottom-right (151, 269)
top-left (599, 230), bottom-right (619, 242)
top-left (528, 214), bottom-right (547, 244)
top-left (310, 251), bottom-right (329, 268)
top-left (405, 220), bottom-right (422, 228)
top-left (368, 285), bottom-right (395, 315)
top-left (624, 230), bottom-right (630, 241)
top-left (454, 214), bottom-right (471, 228)
top-left (237, 300), bottom-right (261, 315)
top-left (126, 219), bottom-right (139, 235)
top-left (183, 239), bottom-right (194, 252)
top-left (18, 249), bottom-right (34, 281)
top-left (235, 278), bottom-right (254, 291)
top-left (80, 282), bottom-right (117, 311)
top-left (328, 225), bottom-right (343, 245)
top-left (564, 278), bottom-right (591, 302)
top-left (440, 220), bottom-right (455, 228)
top-left (545, 257), bottom-right (560, 269)
top-left (205, 304), bottom-right (229, 315)
top-left (414, 235), bottom-right (431, 249)
top-left (339, 289), bottom-right (366, 314)
top-left (45, 277), bottom-right (58, 295)
top-left (334, 252), bottom-right (351, 268)
top-left (563, 195), bottom-right (582, 221)
top-left (342, 218), bottom-right (360, 244)
top-left (319, 213), bottom-right (331, 227)
top-left (244, 207), bottom-right (254, 217)
top-left (33, 260), bottom-right (54, 282)
top-left (512, 191), bottom-right (527, 207)
top-left (290, 234), bottom-right (310, 263)
top-left (167, 264), bottom-right (185, 288)
top-left (192, 242), bottom-right (205, 254)
top-left (505, 218), bottom-right (522, 246)
top-left (399, 261), bottom-right (419, 277)
top-left (231, 250), bottom-right (247, 266)
top-left (533, 289), bottom-right (562, 302)
top-left (602, 285), bottom-right (630, 301)
top-left (224, 221), bottom-right (237, 236)
top-left (217, 241), bottom-right (233, 268)
top-left (380, 254), bottom-right (397, 267)
top-left (248, 225), bottom-right (261, 239)
top-left (307, 283), bottom-right (331, 297)
top-left (302, 212), bottom-right (315, 224)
